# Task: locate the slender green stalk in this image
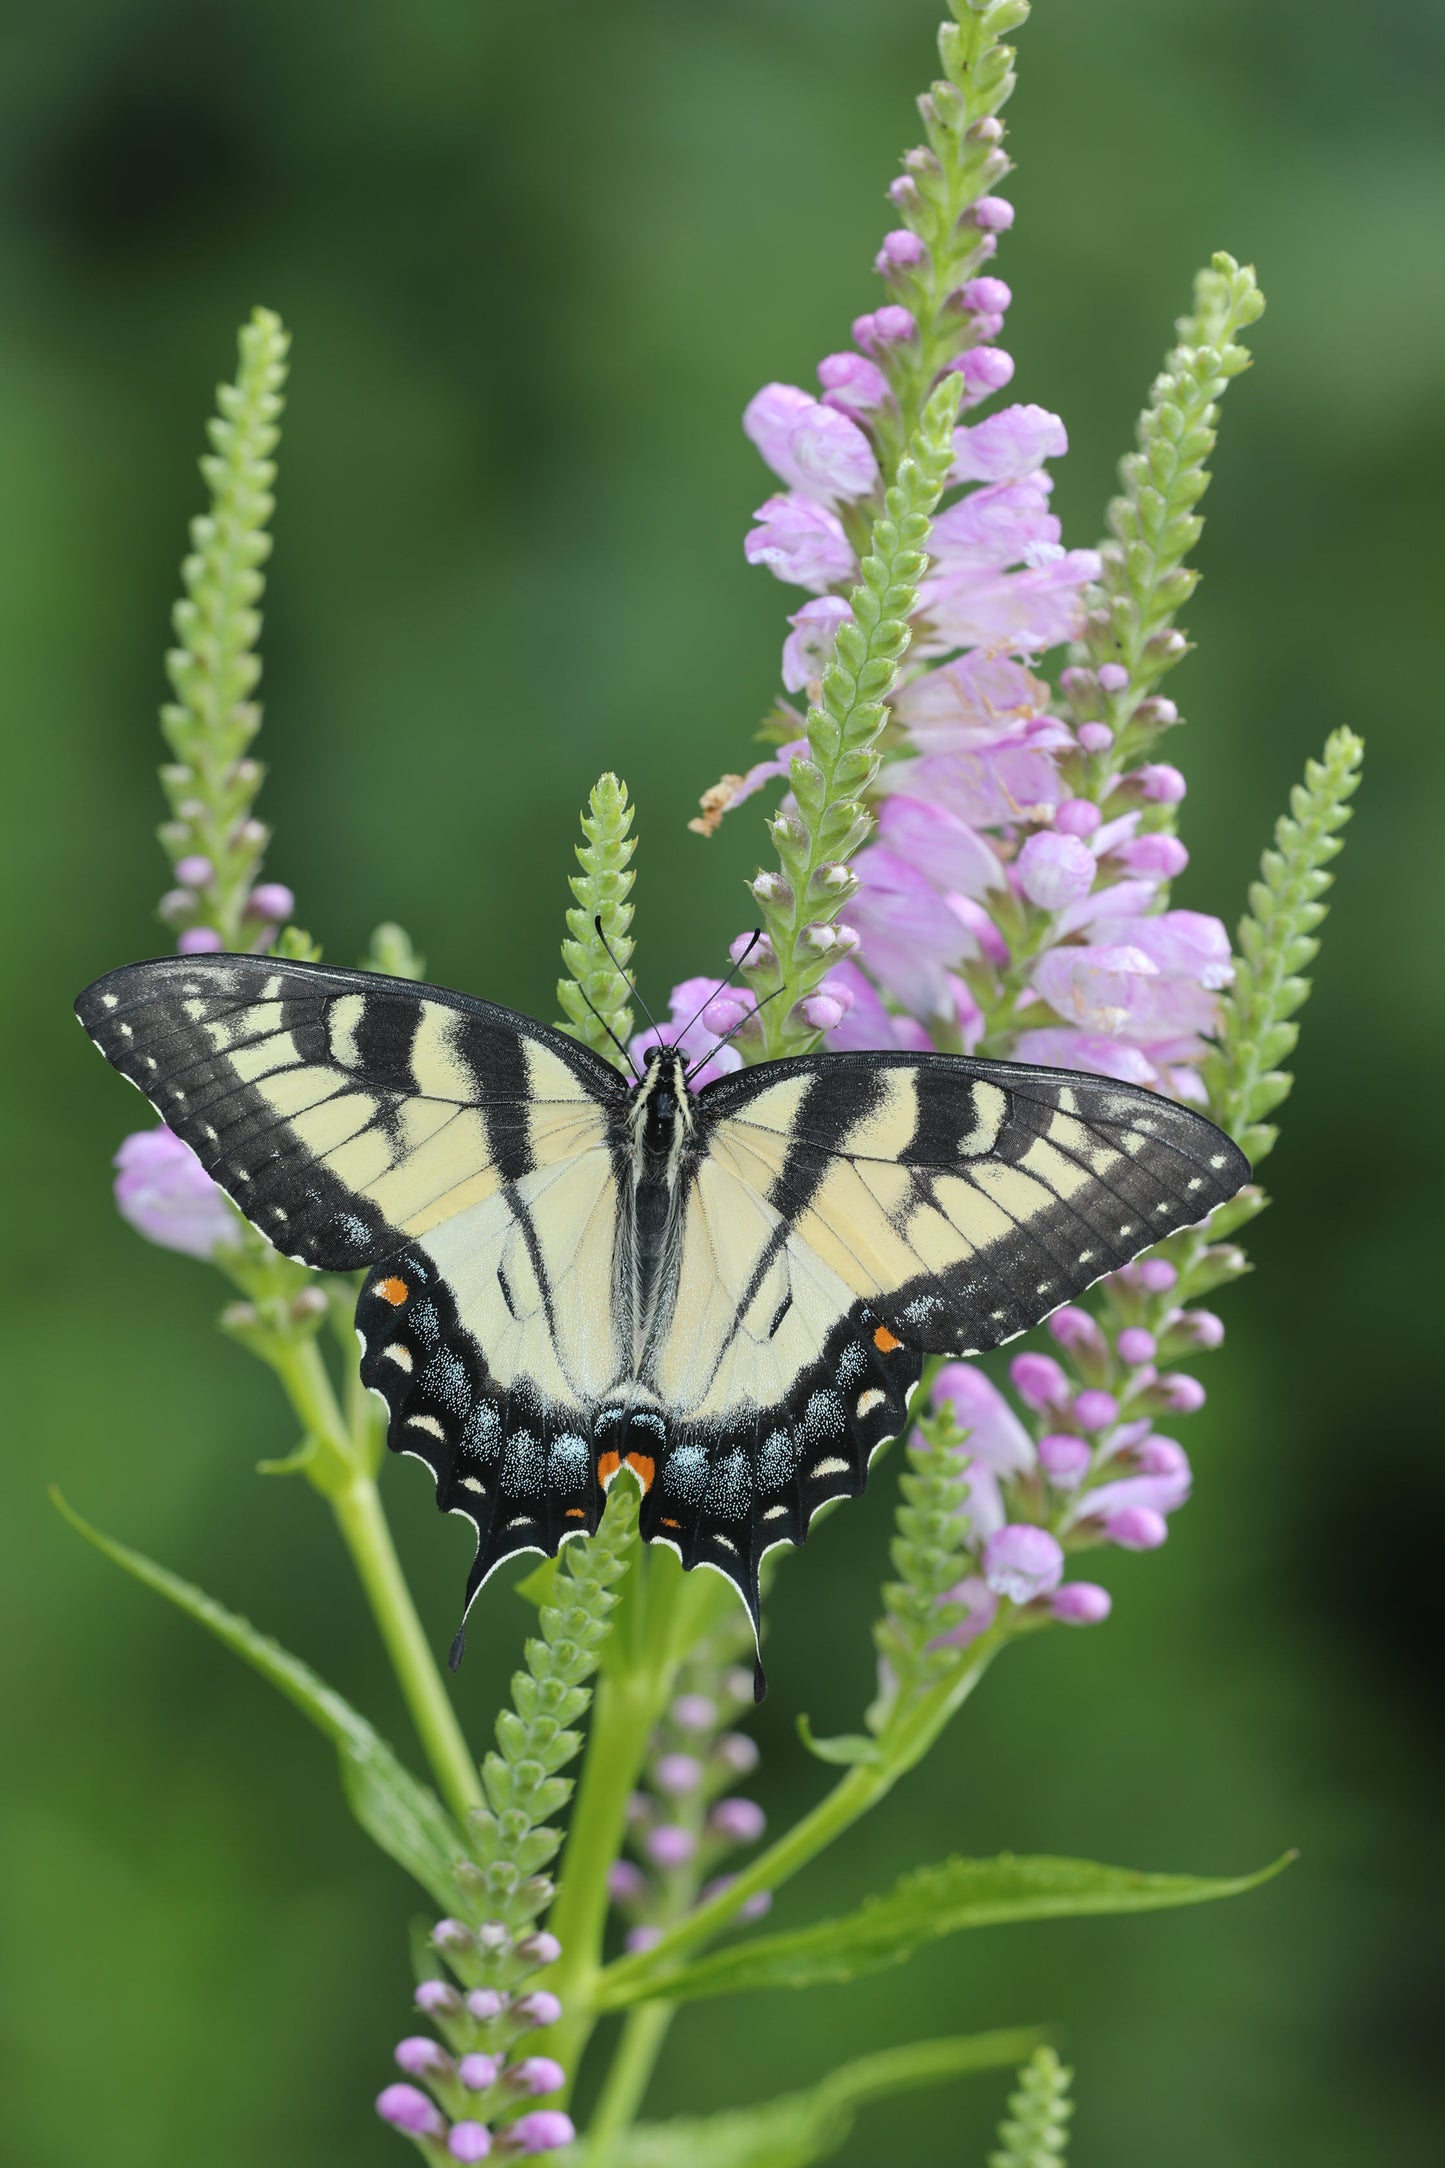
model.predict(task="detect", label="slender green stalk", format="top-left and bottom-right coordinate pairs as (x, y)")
top-left (586, 1999), bottom-right (678, 2161)
top-left (327, 1475), bottom-right (486, 1827)
top-left (557, 773), bottom-right (638, 1066)
top-left (221, 1246), bottom-right (485, 1825)
top-left (159, 306), bottom-right (290, 947)
top-left (1066, 254), bottom-right (1265, 792)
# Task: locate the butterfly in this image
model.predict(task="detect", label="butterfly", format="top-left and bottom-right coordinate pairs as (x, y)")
top-left (76, 952), bottom-right (1249, 1688)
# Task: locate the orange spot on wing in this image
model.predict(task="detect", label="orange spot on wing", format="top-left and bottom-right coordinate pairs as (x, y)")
top-left (873, 1324), bottom-right (903, 1352)
top-left (377, 1276), bottom-right (409, 1306)
top-left (565, 1508), bottom-right (587, 1521)
top-left (661, 1517), bottom-right (681, 1530)
top-left (597, 1450), bottom-right (622, 1486)
top-left (625, 1451), bottom-right (656, 1493)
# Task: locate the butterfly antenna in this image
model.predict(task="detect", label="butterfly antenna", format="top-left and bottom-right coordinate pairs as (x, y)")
top-left (593, 916), bottom-right (659, 1038)
top-left (683, 982), bottom-right (784, 1085)
top-left (672, 929), bottom-right (763, 1046)
top-left (576, 982), bottom-right (642, 1080)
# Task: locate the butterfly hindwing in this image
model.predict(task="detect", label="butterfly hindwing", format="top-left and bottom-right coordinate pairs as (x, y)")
top-left (628, 1051), bottom-right (1247, 1632)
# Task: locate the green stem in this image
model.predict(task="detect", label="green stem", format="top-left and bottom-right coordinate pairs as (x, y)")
top-left (597, 1632), bottom-right (1004, 2008)
top-left (586, 2001), bottom-right (677, 2161)
top-left (327, 1474), bottom-right (485, 1827)
top-left (545, 1524), bottom-right (721, 2097)
top-left (253, 1317), bottom-right (484, 1827)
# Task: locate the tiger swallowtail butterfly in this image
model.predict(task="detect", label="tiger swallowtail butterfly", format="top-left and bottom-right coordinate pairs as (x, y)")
top-left (76, 953), bottom-right (1249, 1692)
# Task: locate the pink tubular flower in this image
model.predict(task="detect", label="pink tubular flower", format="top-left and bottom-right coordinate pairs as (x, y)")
top-left (1104, 1506), bottom-right (1170, 1550)
top-left (983, 1525), bottom-right (1064, 1603)
top-left (743, 382), bottom-right (879, 504)
top-left (876, 794), bottom-right (1001, 899)
top-left (880, 745), bottom-right (1064, 830)
top-left (500, 2111), bottom-right (576, 2155)
top-left (951, 403), bottom-right (1068, 483)
top-left (376, 2085), bottom-right (445, 2138)
top-left (114, 1127), bottom-right (236, 1260)
top-left (630, 976), bottom-right (757, 1087)
top-left (891, 651), bottom-right (1064, 753)
top-left (928, 475), bottom-right (1059, 571)
top-left (1009, 1351), bottom-right (1069, 1412)
top-left (817, 349), bottom-right (891, 413)
top-left (847, 846), bottom-right (979, 1016)
top-left (1016, 830), bottom-right (1096, 911)
top-left (920, 548), bottom-right (1101, 656)
top-left (820, 959), bottom-right (934, 1055)
top-left (1051, 1582), bottom-right (1112, 1625)
top-left (448, 2125), bottom-right (493, 2162)
top-left (745, 494), bottom-right (856, 591)
top-left (933, 1363), bottom-right (1035, 1473)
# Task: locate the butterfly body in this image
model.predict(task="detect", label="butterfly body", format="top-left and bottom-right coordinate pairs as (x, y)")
top-left (76, 954), bottom-right (1250, 1668)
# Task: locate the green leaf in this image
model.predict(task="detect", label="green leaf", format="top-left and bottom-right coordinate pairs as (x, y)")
top-left (52, 1490), bottom-right (469, 1907)
top-left (601, 1850), bottom-right (1293, 2008)
top-left (579, 2030), bottom-right (1043, 2168)
top-left (796, 1713), bottom-right (880, 1767)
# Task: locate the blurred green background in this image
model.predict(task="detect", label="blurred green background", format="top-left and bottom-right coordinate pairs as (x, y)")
top-left (3, 0), bottom-right (1442, 2161)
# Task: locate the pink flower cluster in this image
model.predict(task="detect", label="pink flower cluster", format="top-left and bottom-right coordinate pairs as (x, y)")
top-left (926, 1253), bottom-right (1225, 1639)
top-left (376, 1923), bottom-right (575, 2160)
top-left (609, 1673), bottom-right (771, 1956)
top-left (681, 177), bottom-right (1236, 1104)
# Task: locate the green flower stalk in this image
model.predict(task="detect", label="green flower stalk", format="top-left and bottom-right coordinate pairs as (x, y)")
top-left (157, 306), bottom-right (293, 954)
top-left (557, 772), bottom-right (637, 1069)
top-left (1205, 727), bottom-right (1365, 1166)
top-left (1064, 253), bottom-right (1266, 794)
top-left (746, 376), bottom-right (963, 1059)
top-left (990, 2046), bottom-right (1073, 2168)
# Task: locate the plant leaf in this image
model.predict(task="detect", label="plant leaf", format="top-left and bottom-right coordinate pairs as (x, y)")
top-left (52, 1489), bottom-right (470, 1906)
top-left (796, 1714), bottom-right (880, 1767)
top-left (579, 2029), bottom-right (1042, 2168)
top-left (601, 1850), bottom-right (1293, 2008)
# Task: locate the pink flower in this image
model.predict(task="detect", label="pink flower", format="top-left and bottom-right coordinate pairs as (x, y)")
top-left (743, 382), bottom-right (879, 504)
top-left (1015, 830), bottom-right (1096, 911)
top-left (950, 403), bottom-right (1068, 483)
top-left (880, 746), bottom-right (1064, 830)
top-left (1031, 943), bottom-right (1161, 1036)
top-left (875, 794), bottom-right (1002, 899)
top-left (920, 548), bottom-right (1102, 654)
top-left (745, 493), bottom-right (856, 591)
top-left (983, 1524), bottom-right (1064, 1603)
top-left (891, 652), bottom-right (1069, 755)
top-left (933, 1362), bottom-right (1036, 1473)
top-left (114, 1127), bottom-right (236, 1260)
top-left (630, 976), bottom-right (757, 1087)
top-left (1011, 1028), bottom-right (1160, 1087)
top-left (817, 350), bottom-right (891, 413)
top-left (820, 960), bottom-right (934, 1054)
top-left (782, 596), bottom-right (853, 692)
top-left (927, 475), bottom-right (1059, 571)
top-left (848, 846), bottom-right (981, 1015)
